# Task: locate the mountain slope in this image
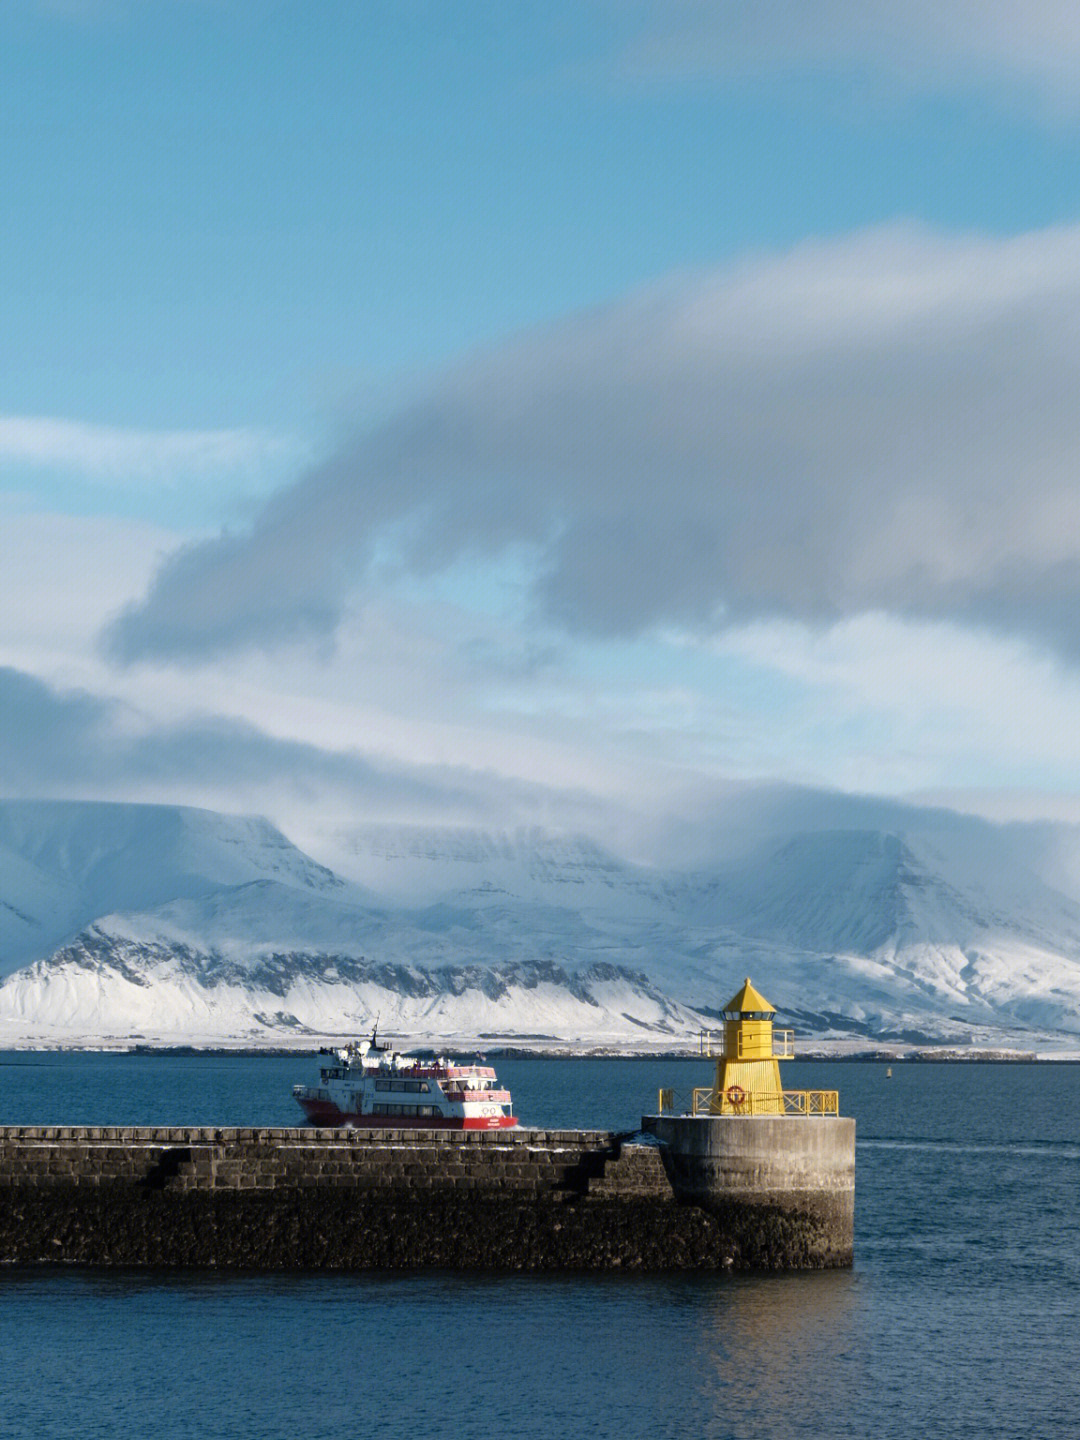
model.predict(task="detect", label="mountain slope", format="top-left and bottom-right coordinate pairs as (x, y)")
top-left (3, 927), bottom-right (698, 1045)
top-left (0, 803), bottom-right (704, 1045)
top-left (0, 800), bottom-right (348, 978)
top-left (7, 799), bottom-right (1080, 1046)
top-left (671, 822), bottom-right (1080, 1039)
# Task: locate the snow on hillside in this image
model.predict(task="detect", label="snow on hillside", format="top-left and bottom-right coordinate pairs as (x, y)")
top-left (665, 815), bottom-right (1080, 1041)
top-left (1, 928), bottom-right (698, 1048)
top-left (7, 798), bottom-right (1080, 1047)
top-left (0, 802), bottom-right (706, 1046)
top-left (0, 800), bottom-right (348, 977)
top-left (318, 822), bottom-right (670, 916)
top-left (315, 813), bottom-right (1080, 1044)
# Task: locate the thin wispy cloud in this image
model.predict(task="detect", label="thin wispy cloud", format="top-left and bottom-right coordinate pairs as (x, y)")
top-left (106, 221), bottom-right (1080, 666)
top-left (0, 415), bottom-right (298, 487)
top-left (620, 1), bottom-right (1080, 111)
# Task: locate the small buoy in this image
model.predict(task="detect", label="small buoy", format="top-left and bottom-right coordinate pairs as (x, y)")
top-left (886, 1066), bottom-right (893, 1078)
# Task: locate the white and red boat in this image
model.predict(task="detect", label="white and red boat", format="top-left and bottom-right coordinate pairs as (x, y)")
top-left (292, 1027), bottom-right (519, 1130)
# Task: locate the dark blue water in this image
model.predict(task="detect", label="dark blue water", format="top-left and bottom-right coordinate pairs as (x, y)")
top-left (1, 1053), bottom-right (1078, 1440)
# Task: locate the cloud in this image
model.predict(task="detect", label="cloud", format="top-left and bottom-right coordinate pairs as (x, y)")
top-left (617, 1), bottom-right (1080, 111)
top-left (710, 612), bottom-right (1080, 797)
top-left (0, 511), bottom-right (175, 656)
top-left (0, 666), bottom-right (603, 838)
top-left (6, 653), bottom-right (1080, 872)
top-left (106, 221), bottom-right (1080, 664)
top-left (0, 414), bottom-right (295, 486)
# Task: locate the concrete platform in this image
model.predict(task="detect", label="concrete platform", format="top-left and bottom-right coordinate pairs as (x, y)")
top-left (643, 1113), bottom-right (855, 1268)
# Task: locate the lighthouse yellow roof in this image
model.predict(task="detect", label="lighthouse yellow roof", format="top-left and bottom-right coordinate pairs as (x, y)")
top-left (723, 977), bottom-right (776, 1016)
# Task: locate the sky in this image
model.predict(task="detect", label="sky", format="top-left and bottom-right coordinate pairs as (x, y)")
top-left (5, 0), bottom-right (1080, 866)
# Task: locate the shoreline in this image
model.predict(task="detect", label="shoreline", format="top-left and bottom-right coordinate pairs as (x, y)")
top-left (1, 1040), bottom-right (1078, 1062)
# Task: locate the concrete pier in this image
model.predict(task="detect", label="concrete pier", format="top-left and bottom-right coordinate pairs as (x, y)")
top-left (0, 1123), bottom-right (851, 1271)
top-left (643, 1114), bottom-right (855, 1268)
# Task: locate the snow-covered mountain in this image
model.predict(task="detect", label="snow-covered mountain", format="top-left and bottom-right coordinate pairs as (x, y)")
top-left (671, 823), bottom-right (1080, 1040)
top-left (0, 800), bottom-right (347, 977)
top-left (6, 797), bottom-right (1080, 1048)
top-left (0, 802), bottom-right (701, 1046)
top-left (324, 811), bottom-right (1080, 1042)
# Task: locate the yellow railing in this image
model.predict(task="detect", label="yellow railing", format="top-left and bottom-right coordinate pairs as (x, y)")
top-left (657, 1088), bottom-right (838, 1117)
top-left (780, 1090), bottom-right (839, 1116)
top-left (768, 1029), bottom-right (794, 1059)
top-left (698, 1029), bottom-right (795, 1059)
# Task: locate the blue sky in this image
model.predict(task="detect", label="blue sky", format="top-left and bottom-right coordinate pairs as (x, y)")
top-left (5, 0), bottom-right (1080, 863)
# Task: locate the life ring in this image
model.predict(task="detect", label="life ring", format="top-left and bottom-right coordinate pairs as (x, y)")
top-left (725, 1084), bottom-right (746, 1107)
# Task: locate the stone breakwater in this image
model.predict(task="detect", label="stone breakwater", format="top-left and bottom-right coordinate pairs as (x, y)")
top-left (0, 1125), bottom-right (850, 1271)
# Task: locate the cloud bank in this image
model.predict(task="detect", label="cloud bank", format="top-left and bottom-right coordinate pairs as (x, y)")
top-left (0, 666), bottom-right (608, 840)
top-left (107, 222), bottom-right (1080, 664)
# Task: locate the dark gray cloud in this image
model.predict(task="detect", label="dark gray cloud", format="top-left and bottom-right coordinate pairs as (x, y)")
top-left (106, 223), bottom-right (1080, 663)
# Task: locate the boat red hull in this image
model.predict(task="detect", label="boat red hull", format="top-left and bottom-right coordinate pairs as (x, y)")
top-left (296, 1097), bottom-right (519, 1129)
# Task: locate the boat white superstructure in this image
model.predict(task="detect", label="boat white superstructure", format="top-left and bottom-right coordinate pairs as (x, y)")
top-left (292, 1027), bottom-right (518, 1130)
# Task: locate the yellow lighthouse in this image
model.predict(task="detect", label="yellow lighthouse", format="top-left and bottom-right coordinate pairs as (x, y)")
top-left (703, 977), bottom-right (791, 1114)
top-left (657, 976), bottom-right (838, 1117)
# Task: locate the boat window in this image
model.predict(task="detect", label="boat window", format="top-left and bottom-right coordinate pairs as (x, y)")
top-left (371, 1102), bottom-right (440, 1116)
top-left (374, 1079), bottom-right (430, 1093)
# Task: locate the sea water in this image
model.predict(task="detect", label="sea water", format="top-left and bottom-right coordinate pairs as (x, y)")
top-left (0, 1054), bottom-right (1078, 1440)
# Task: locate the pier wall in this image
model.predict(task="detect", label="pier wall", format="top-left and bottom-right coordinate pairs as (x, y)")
top-left (0, 1124), bottom-right (852, 1271)
top-left (643, 1114), bottom-right (855, 1268)
top-left (0, 1125), bottom-right (704, 1272)
top-left (0, 1125), bottom-right (655, 1194)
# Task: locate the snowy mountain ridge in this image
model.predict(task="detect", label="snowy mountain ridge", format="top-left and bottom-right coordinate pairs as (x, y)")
top-left (5, 798), bottom-right (1080, 1048)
